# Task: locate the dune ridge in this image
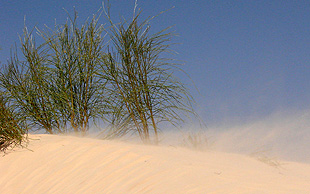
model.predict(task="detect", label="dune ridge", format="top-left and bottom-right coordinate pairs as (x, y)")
top-left (1, 134), bottom-right (310, 194)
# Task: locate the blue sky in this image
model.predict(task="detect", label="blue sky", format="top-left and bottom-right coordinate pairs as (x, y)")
top-left (1, 0), bottom-right (310, 126)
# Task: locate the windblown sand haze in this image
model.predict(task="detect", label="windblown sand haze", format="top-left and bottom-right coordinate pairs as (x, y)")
top-left (1, 134), bottom-right (310, 193)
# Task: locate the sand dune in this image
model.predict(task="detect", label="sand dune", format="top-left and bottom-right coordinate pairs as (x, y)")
top-left (1, 134), bottom-right (310, 194)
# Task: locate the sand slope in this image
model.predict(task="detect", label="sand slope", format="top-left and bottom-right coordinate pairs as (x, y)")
top-left (1, 134), bottom-right (310, 194)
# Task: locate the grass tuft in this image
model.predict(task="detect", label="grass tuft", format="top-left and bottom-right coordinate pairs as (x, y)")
top-left (0, 94), bottom-right (28, 152)
top-left (250, 149), bottom-right (285, 169)
top-left (181, 131), bottom-right (210, 151)
top-left (0, 1), bottom-right (198, 144)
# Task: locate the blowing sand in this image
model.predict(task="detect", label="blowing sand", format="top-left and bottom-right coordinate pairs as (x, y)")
top-left (1, 134), bottom-right (310, 194)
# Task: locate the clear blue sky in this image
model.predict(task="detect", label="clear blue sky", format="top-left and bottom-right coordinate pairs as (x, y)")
top-left (1, 0), bottom-right (310, 126)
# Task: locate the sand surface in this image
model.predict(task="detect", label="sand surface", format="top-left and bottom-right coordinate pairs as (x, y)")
top-left (1, 134), bottom-right (310, 194)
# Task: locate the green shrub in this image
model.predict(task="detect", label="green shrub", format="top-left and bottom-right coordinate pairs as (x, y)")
top-left (0, 94), bottom-right (28, 152)
top-left (0, 12), bottom-right (107, 135)
top-left (0, 1), bottom-right (197, 143)
top-left (99, 2), bottom-right (196, 143)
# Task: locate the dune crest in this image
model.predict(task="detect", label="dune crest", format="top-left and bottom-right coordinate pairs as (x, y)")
top-left (1, 134), bottom-right (310, 194)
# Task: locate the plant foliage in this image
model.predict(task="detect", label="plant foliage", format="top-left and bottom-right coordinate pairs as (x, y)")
top-left (0, 1), bottom-right (197, 144)
top-left (0, 94), bottom-right (28, 151)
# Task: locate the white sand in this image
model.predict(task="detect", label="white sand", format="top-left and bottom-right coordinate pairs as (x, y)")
top-left (1, 134), bottom-right (310, 194)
